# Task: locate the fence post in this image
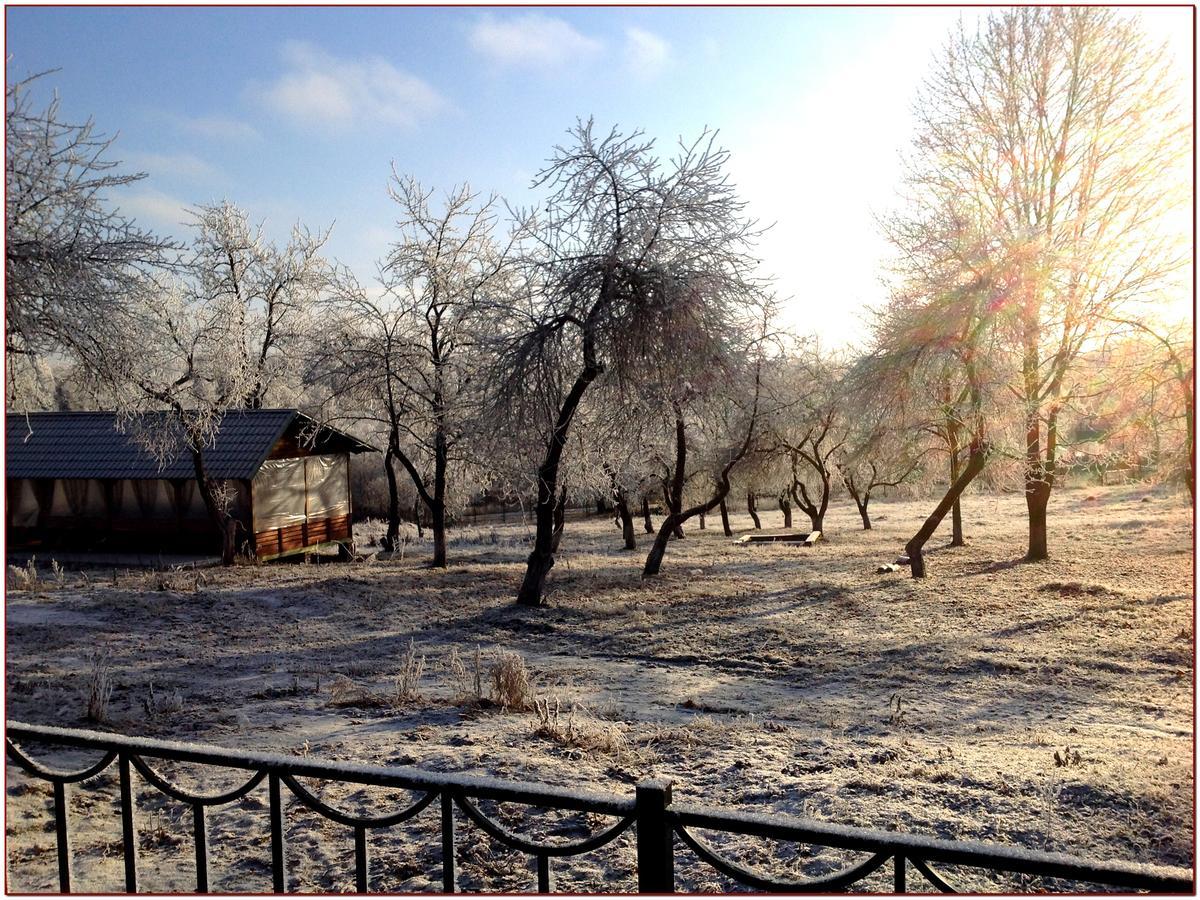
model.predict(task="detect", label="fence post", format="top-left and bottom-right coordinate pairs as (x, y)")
top-left (635, 779), bottom-right (674, 893)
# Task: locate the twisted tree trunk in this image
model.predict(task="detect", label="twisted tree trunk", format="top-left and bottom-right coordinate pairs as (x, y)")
top-left (517, 360), bottom-right (602, 606)
top-left (906, 442), bottom-right (988, 578)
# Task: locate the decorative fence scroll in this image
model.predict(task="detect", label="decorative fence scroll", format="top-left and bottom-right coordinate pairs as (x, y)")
top-left (6, 721), bottom-right (1193, 894)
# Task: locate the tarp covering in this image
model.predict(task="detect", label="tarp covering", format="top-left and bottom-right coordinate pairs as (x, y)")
top-left (126, 480), bottom-right (180, 519)
top-left (7, 479), bottom-right (38, 528)
top-left (253, 458), bottom-right (308, 531)
top-left (252, 454), bottom-right (349, 532)
top-left (305, 455), bottom-right (349, 520)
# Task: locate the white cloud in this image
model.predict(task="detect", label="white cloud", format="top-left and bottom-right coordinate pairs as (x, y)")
top-left (117, 189), bottom-right (191, 230)
top-left (469, 14), bottom-right (602, 69)
top-left (126, 152), bottom-right (220, 182)
top-left (174, 114), bottom-right (260, 143)
top-left (624, 27), bottom-right (670, 79)
top-left (251, 40), bottom-right (446, 130)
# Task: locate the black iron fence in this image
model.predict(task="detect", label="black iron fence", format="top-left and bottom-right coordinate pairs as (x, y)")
top-left (6, 720), bottom-right (1193, 894)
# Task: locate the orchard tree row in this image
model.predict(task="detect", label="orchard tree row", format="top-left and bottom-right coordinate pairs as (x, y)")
top-left (6, 8), bottom-right (1190, 600)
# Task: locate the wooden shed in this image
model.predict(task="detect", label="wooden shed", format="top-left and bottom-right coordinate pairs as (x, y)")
top-left (5, 410), bottom-right (374, 561)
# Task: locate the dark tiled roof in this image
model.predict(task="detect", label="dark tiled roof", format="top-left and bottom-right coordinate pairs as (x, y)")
top-left (5, 410), bottom-right (371, 481)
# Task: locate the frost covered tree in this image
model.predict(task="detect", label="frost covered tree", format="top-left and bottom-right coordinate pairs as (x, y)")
top-left (877, 202), bottom-right (1011, 578)
top-left (768, 351), bottom-right (847, 535)
top-left (902, 8), bottom-right (1189, 563)
top-left (189, 202), bottom-right (331, 410)
top-left (72, 204), bottom-right (334, 564)
top-left (642, 348), bottom-right (769, 577)
top-left (312, 178), bottom-right (511, 566)
top-left (493, 121), bottom-right (764, 606)
top-left (837, 357), bottom-right (928, 530)
top-left (5, 73), bottom-right (178, 407)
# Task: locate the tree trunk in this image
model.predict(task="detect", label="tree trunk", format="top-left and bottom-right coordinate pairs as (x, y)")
top-left (779, 494), bottom-right (792, 528)
top-left (856, 496), bottom-right (871, 530)
top-left (431, 426), bottom-right (448, 568)
top-left (413, 497), bottom-right (424, 539)
top-left (382, 441), bottom-right (402, 552)
top-left (550, 486), bottom-right (568, 554)
top-left (948, 436), bottom-right (964, 547)
top-left (906, 444), bottom-right (988, 578)
top-left (517, 362), bottom-right (601, 606)
top-left (792, 479), bottom-right (825, 533)
top-left (698, 512), bottom-right (706, 530)
top-left (1025, 478), bottom-right (1051, 561)
top-left (842, 474), bottom-right (870, 530)
top-left (641, 495), bottom-right (654, 534)
top-left (719, 497), bottom-right (732, 536)
top-left (189, 445), bottom-right (237, 566)
top-left (431, 501), bottom-right (447, 567)
top-left (747, 491), bottom-right (761, 529)
top-left (615, 491), bottom-right (636, 550)
top-left (663, 483), bottom-right (684, 539)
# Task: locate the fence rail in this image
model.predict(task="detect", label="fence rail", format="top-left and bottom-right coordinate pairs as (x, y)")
top-left (6, 720), bottom-right (1193, 894)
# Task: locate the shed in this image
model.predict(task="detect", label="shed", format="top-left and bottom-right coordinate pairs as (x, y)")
top-left (5, 410), bottom-right (374, 561)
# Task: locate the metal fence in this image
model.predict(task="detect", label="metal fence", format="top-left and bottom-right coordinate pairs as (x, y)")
top-left (6, 720), bottom-right (1193, 894)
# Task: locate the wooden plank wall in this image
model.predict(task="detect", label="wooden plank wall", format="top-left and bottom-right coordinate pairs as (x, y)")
top-left (253, 514), bottom-right (352, 559)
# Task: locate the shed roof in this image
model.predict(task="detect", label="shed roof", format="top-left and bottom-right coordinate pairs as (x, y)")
top-left (5, 410), bottom-right (374, 481)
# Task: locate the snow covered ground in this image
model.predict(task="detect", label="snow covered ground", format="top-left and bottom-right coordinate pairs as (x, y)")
top-left (5, 484), bottom-right (1193, 892)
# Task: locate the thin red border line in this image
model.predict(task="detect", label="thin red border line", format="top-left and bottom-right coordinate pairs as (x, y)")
top-left (2, 3), bottom-right (1190, 897)
top-left (2, 3), bottom-right (1198, 7)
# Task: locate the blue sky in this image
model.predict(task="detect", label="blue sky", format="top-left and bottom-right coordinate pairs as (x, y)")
top-left (5, 6), bottom-right (1192, 346)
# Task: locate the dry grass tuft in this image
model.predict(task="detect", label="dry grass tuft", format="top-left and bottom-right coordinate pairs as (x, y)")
top-left (141, 681), bottom-right (183, 718)
top-left (533, 696), bottom-right (628, 756)
top-left (447, 645), bottom-right (484, 703)
top-left (327, 674), bottom-right (389, 709)
top-left (394, 639), bottom-right (427, 704)
top-left (8, 558), bottom-right (40, 592)
top-left (490, 651), bottom-right (532, 711)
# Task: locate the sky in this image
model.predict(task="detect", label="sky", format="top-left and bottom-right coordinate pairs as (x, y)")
top-left (5, 6), bottom-right (1193, 348)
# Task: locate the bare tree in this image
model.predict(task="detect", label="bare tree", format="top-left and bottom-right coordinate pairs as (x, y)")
top-left (370, 177), bottom-right (511, 567)
top-left (771, 353), bottom-right (846, 534)
top-left (877, 201), bottom-right (1011, 578)
top-left (839, 354), bottom-right (933, 530)
top-left (73, 280), bottom-right (258, 564)
top-left (6, 73), bottom-right (178, 406)
top-left (906, 9), bottom-right (1189, 562)
top-left (1103, 317), bottom-right (1194, 499)
top-left (493, 121), bottom-right (763, 606)
top-left (642, 358), bottom-right (767, 577)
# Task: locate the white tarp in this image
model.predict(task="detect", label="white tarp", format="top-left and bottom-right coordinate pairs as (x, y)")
top-left (305, 455), bottom-right (349, 520)
top-left (253, 458), bottom-right (308, 531)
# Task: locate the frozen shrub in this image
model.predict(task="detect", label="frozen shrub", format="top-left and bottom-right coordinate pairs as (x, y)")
top-left (327, 674), bottom-right (387, 709)
top-left (446, 645), bottom-right (484, 703)
top-left (490, 651), bottom-right (532, 711)
top-left (394, 639), bottom-right (426, 704)
top-left (8, 557), bottom-right (39, 591)
top-left (533, 695), bottom-right (627, 756)
top-left (141, 680), bottom-right (183, 717)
